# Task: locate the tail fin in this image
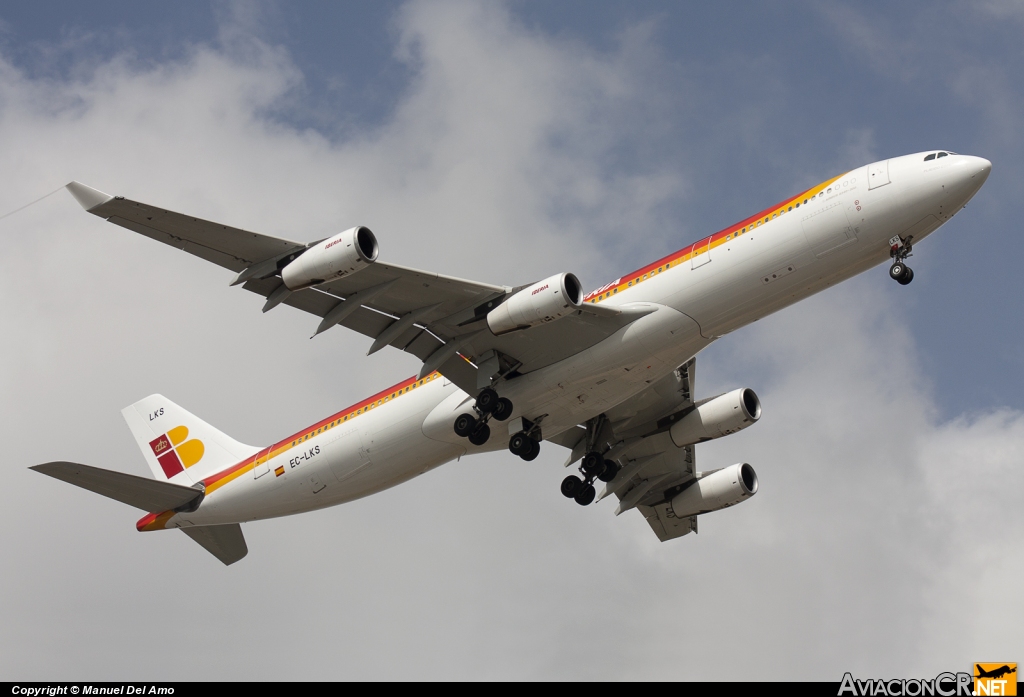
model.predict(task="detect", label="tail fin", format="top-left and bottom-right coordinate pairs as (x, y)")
top-left (122, 395), bottom-right (259, 485)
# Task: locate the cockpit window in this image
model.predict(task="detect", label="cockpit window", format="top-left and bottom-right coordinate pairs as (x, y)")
top-left (924, 153), bottom-right (936, 161)
top-left (937, 152), bottom-right (948, 158)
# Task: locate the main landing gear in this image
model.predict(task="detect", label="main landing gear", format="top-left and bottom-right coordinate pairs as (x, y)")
top-left (889, 235), bottom-right (914, 286)
top-left (453, 387), bottom-right (513, 447)
top-left (561, 451), bottom-right (620, 507)
top-left (508, 431), bottom-right (540, 461)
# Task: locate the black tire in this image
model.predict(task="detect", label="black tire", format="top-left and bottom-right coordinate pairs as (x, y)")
top-left (597, 460), bottom-right (619, 482)
top-left (468, 422), bottom-right (490, 446)
top-left (890, 263), bottom-right (905, 281)
top-left (561, 475), bottom-right (583, 498)
top-left (898, 267), bottom-right (914, 285)
top-left (581, 451), bottom-right (606, 478)
top-left (491, 397), bottom-right (514, 421)
top-left (476, 388), bottom-right (499, 414)
top-left (508, 432), bottom-right (530, 456)
top-left (574, 484), bottom-right (596, 506)
top-left (521, 438), bottom-right (540, 461)
top-left (453, 413), bottom-right (476, 438)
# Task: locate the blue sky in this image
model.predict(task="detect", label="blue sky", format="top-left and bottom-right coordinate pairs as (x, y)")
top-left (1, 1), bottom-right (1020, 680)
top-left (5, 0), bottom-right (1018, 413)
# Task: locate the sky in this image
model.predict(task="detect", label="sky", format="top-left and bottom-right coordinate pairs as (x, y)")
top-left (1, 0), bottom-right (1021, 681)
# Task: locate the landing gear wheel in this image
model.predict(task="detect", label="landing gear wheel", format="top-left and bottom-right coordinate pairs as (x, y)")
top-left (574, 484), bottom-right (596, 506)
top-left (889, 262), bottom-right (906, 281)
top-left (468, 422), bottom-right (490, 446)
top-left (561, 475), bottom-right (583, 498)
top-left (509, 432), bottom-right (531, 456)
top-left (453, 413), bottom-right (476, 438)
top-left (581, 452), bottom-right (606, 478)
top-left (521, 438), bottom-right (540, 461)
top-left (597, 460), bottom-right (619, 483)
top-left (491, 397), bottom-right (514, 421)
top-left (897, 267), bottom-right (914, 285)
top-left (475, 387), bottom-right (499, 414)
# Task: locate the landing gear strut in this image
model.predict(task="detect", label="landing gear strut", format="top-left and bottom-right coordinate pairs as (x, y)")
top-left (452, 387), bottom-right (513, 447)
top-left (561, 451), bottom-right (620, 506)
top-left (889, 235), bottom-right (914, 286)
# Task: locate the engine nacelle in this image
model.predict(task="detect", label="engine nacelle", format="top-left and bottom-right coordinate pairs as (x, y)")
top-left (671, 463), bottom-right (758, 518)
top-left (486, 272), bottom-right (583, 335)
top-left (281, 226), bottom-right (378, 290)
top-left (669, 388), bottom-right (761, 447)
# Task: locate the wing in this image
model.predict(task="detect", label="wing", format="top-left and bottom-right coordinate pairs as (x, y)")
top-left (549, 358), bottom-right (700, 542)
top-left (70, 182), bottom-right (641, 394)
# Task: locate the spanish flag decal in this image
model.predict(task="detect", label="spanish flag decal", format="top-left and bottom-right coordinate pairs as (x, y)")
top-left (274, 465), bottom-right (285, 477)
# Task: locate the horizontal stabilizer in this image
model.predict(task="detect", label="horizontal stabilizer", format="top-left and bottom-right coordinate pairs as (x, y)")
top-left (181, 525), bottom-right (247, 566)
top-left (30, 461), bottom-right (202, 512)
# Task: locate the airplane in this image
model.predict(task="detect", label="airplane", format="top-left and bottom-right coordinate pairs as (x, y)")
top-left (975, 665), bottom-right (1016, 680)
top-left (31, 150), bottom-right (991, 565)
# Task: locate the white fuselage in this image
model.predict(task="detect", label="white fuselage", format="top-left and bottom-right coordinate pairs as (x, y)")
top-left (150, 152), bottom-right (990, 530)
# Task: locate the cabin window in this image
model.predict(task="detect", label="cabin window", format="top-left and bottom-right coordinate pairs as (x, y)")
top-left (795, 203), bottom-right (799, 209)
top-left (613, 288), bottom-right (618, 293)
top-left (803, 199), bottom-right (808, 204)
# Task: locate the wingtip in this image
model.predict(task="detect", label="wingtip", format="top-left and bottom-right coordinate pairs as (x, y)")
top-left (65, 181), bottom-right (114, 211)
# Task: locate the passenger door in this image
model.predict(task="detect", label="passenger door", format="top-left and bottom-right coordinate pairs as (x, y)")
top-left (252, 445), bottom-right (272, 479)
top-left (690, 236), bottom-right (712, 269)
top-left (867, 160), bottom-right (891, 190)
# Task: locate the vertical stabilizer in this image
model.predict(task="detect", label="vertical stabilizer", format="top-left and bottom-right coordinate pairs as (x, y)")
top-left (122, 395), bottom-right (260, 484)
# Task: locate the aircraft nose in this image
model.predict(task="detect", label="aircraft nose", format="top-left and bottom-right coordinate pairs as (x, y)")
top-left (962, 154), bottom-right (987, 187)
top-left (953, 155), bottom-right (992, 196)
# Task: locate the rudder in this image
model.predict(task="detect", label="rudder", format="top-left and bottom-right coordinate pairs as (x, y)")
top-left (123, 395), bottom-right (259, 484)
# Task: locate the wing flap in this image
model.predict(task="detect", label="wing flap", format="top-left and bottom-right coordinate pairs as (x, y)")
top-left (638, 503), bottom-right (696, 541)
top-left (30, 461), bottom-right (202, 513)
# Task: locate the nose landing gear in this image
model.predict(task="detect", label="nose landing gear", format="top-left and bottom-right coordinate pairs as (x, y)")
top-left (561, 451), bottom-right (621, 506)
top-left (452, 387), bottom-right (514, 447)
top-left (889, 235), bottom-right (915, 286)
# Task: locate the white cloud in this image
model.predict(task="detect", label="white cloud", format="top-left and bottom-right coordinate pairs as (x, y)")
top-left (0, 0), bottom-right (1019, 680)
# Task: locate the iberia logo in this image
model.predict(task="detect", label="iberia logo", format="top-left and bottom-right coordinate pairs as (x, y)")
top-left (975, 664), bottom-right (1017, 696)
top-left (149, 426), bottom-right (204, 479)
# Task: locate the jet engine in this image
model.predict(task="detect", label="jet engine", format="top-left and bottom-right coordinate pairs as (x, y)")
top-left (486, 272), bottom-right (583, 335)
top-left (669, 388), bottom-right (761, 447)
top-left (671, 463), bottom-right (758, 518)
top-left (281, 226), bottom-right (379, 290)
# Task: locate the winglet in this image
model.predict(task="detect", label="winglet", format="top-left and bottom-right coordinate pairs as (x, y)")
top-left (66, 181), bottom-right (114, 212)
